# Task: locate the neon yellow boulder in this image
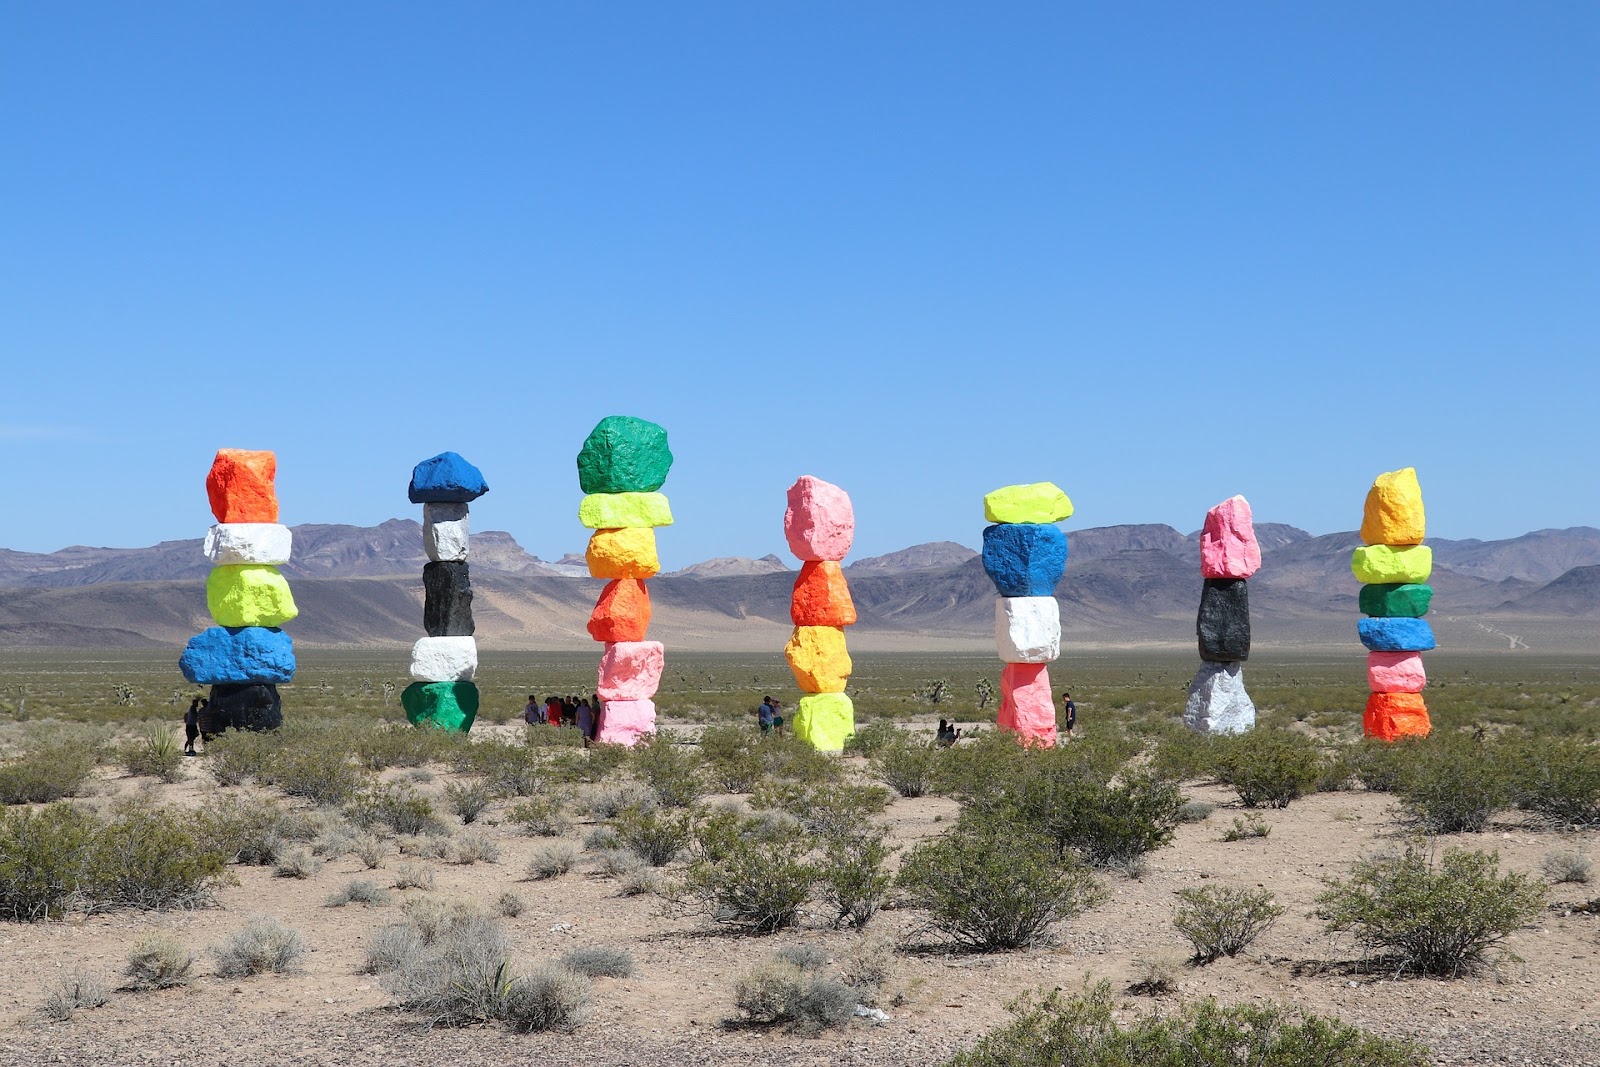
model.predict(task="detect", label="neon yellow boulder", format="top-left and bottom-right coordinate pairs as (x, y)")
top-left (984, 482), bottom-right (1074, 524)
top-left (793, 692), bottom-right (855, 752)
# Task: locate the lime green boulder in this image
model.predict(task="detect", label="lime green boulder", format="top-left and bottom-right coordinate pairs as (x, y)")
top-left (792, 692), bottom-right (855, 752)
top-left (401, 681), bottom-right (479, 732)
top-left (1351, 544), bottom-right (1432, 585)
top-left (1360, 583), bottom-right (1433, 618)
top-left (578, 492), bottom-right (674, 530)
top-left (576, 416), bottom-right (673, 494)
top-left (984, 482), bottom-right (1073, 524)
top-left (206, 565), bottom-right (299, 628)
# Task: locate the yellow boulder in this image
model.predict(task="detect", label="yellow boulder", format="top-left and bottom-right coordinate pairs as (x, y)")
top-left (206, 565), bottom-right (299, 628)
top-left (784, 625), bottom-right (852, 693)
top-left (984, 482), bottom-right (1073, 524)
top-left (587, 528), bottom-right (660, 579)
top-left (1351, 544), bottom-right (1433, 585)
top-left (793, 693), bottom-right (855, 752)
top-left (1360, 467), bottom-right (1425, 545)
top-left (578, 492), bottom-right (674, 530)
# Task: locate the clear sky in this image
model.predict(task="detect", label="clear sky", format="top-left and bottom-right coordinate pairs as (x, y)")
top-left (2, 2), bottom-right (1595, 567)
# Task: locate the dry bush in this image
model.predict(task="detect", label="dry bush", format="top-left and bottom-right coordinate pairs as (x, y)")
top-left (212, 916), bottom-right (307, 977)
top-left (560, 945), bottom-right (635, 978)
top-left (41, 967), bottom-right (110, 1021)
top-left (326, 879), bottom-right (392, 907)
top-left (124, 933), bottom-right (196, 989)
top-left (527, 841), bottom-right (579, 880)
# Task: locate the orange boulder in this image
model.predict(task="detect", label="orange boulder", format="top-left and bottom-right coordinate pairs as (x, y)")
top-left (588, 579), bottom-right (652, 642)
top-left (207, 449), bottom-right (278, 523)
top-left (1363, 692), bottom-right (1431, 742)
top-left (790, 561), bottom-right (857, 627)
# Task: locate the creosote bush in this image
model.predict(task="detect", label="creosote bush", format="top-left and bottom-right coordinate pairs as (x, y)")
top-left (349, 783), bottom-right (441, 836)
top-left (444, 779), bottom-right (495, 824)
top-left (1172, 885), bottom-right (1285, 963)
top-left (212, 916), bottom-right (307, 977)
top-left (1221, 813), bottom-right (1271, 842)
top-left (1396, 735), bottom-right (1513, 833)
top-left (0, 743), bottom-right (99, 805)
top-left (506, 795), bottom-right (575, 837)
top-left (124, 934), bottom-right (196, 989)
top-left (630, 733), bottom-right (706, 807)
top-left (611, 805), bottom-right (690, 867)
top-left (1211, 729), bottom-right (1323, 809)
top-left (676, 809), bottom-right (818, 933)
top-left (1316, 844), bottom-right (1546, 977)
top-left (1511, 737), bottom-right (1600, 827)
top-left (874, 734), bottom-right (941, 798)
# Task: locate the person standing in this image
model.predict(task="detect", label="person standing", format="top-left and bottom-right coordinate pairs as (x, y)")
top-left (523, 694), bottom-right (543, 725)
top-left (771, 699), bottom-right (786, 738)
top-left (183, 697), bottom-right (202, 755)
top-left (575, 698), bottom-right (594, 747)
top-left (1061, 691), bottom-right (1077, 739)
top-left (758, 696), bottom-right (775, 736)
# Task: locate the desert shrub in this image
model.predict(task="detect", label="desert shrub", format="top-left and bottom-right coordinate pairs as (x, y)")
top-left (611, 805), bottom-right (690, 867)
top-left (118, 725), bottom-right (184, 782)
top-left (580, 741), bottom-right (627, 781)
top-left (1221, 813), bottom-right (1271, 841)
top-left (349, 783), bottom-right (442, 836)
top-left (818, 828), bottom-right (893, 928)
top-left (499, 963), bottom-right (590, 1033)
top-left (362, 921), bottom-right (425, 974)
top-left (874, 734), bottom-right (941, 798)
top-left (1510, 737), bottom-right (1600, 827)
top-left (1541, 849), bottom-right (1593, 884)
top-left (527, 840), bottom-right (579, 880)
top-left (200, 795), bottom-right (317, 866)
top-left (1349, 737), bottom-right (1420, 794)
top-left (945, 980), bottom-right (1428, 1067)
top-left (326, 879), bottom-right (391, 907)
top-left (459, 740), bottom-right (549, 797)
top-left (595, 848), bottom-right (646, 879)
top-left (839, 936), bottom-right (896, 993)
top-left (843, 721), bottom-right (899, 758)
top-left (584, 825), bottom-right (621, 851)
top-left (400, 833), bottom-right (453, 860)
top-left (41, 967), bottom-right (109, 1021)
top-left (352, 834), bottom-right (388, 869)
top-left (617, 866), bottom-right (660, 897)
top-left (450, 831), bottom-right (501, 865)
top-left (354, 725), bottom-right (453, 771)
top-left (630, 734), bottom-right (705, 807)
top-left (1211, 729), bottom-right (1323, 809)
top-left (1172, 885), bottom-right (1285, 963)
top-left (697, 723), bottom-right (765, 793)
top-left (381, 913), bottom-right (513, 1026)
top-left (586, 782), bottom-right (656, 819)
top-left (263, 748), bottom-right (366, 806)
top-left (212, 916), bottom-right (307, 977)
top-left (750, 780), bottom-right (891, 840)
top-left (506, 794), bottom-right (575, 837)
top-left (1396, 735), bottom-right (1514, 833)
top-left (272, 847), bottom-right (323, 879)
top-left (733, 960), bottom-right (855, 1033)
top-left (401, 895), bottom-right (487, 941)
top-left (1316, 844), bottom-right (1546, 976)
top-left (677, 809), bottom-right (818, 933)
top-left (773, 943), bottom-right (828, 970)
top-left (124, 933), bottom-right (195, 989)
top-left (1178, 800), bottom-right (1216, 823)
top-left (758, 733), bottom-right (845, 787)
top-left (443, 779), bottom-right (495, 824)
top-left (0, 803), bottom-right (97, 920)
top-left (561, 945), bottom-right (635, 978)
top-left (205, 729), bottom-right (278, 787)
top-left (393, 862), bottom-right (437, 890)
top-left (79, 801), bottom-right (230, 911)
top-left (1147, 729), bottom-right (1217, 783)
top-left (897, 823), bottom-right (1107, 951)
top-left (972, 766), bottom-right (1185, 869)
top-left (0, 743), bottom-right (99, 805)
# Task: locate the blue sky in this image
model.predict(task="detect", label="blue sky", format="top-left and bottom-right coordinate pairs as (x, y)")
top-left (2, 2), bottom-right (1595, 566)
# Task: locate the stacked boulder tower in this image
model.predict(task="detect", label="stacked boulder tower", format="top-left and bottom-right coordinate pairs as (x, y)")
top-left (179, 449), bottom-right (298, 733)
top-left (578, 416), bottom-right (674, 747)
top-left (401, 452), bottom-right (488, 732)
top-left (1183, 495), bottom-right (1260, 735)
top-left (1353, 467), bottom-right (1434, 741)
top-left (981, 482), bottom-right (1072, 747)
top-left (783, 476), bottom-right (858, 752)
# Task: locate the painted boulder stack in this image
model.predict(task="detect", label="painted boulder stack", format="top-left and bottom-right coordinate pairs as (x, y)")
top-left (982, 482), bottom-right (1072, 747)
top-left (783, 476), bottom-right (857, 752)
top-left (402, 452), bottom-right (488, 732)
top-left (1353, 467), bottom-right (1433, 741)
top-left (180, 449), bottom-right (298, 733)
top-left (1183, 495), bottom-right (1259, 735)
top-left (579, 416), bottom-right (673, 747)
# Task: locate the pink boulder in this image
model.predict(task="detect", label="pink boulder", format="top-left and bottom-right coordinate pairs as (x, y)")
top-left (784, 476), bottom-right (855, 562)
top-left (597, 641), bottom-right (665, 701)
top-left (997, 662), bottom-right (1057, 747)
top-left (1200, 495), bottom-right (1261, 579)
top-left (1367, 651), bottom-right (1426, 693)
top-left (595, 699), bottom-right (656, 747)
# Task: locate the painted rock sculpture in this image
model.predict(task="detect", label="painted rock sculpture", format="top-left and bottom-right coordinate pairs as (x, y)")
top-left (1184, 495), bottom-right (1258, 735)
top-left (402, 452), bottom-right (487, 731)
top-left (983, 481), bottom-right (1072, 746)
top-left (1355, 467), bottom-right (1432, 740)
top-left (784, 476), bottom-right (857, 751)
top-left (579, 416), bottom-right (674, 746)
top-left (181, 449), bottom-right (295, 733)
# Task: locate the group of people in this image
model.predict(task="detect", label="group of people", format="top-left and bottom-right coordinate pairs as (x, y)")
top-left (757, 695), bottom-right (785, 736)
top-left (523, 693), bottom-right (602, 744)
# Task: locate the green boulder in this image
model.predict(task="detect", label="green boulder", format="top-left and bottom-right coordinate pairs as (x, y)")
top-left (401, 681), bottom-right (479, 732)
top-left (1360, 583), bottom-right (1433, 618)
top-left (576, 416), bottom-right (673, 494)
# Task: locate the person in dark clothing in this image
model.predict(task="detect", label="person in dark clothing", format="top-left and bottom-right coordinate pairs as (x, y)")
top-left (758, 696), bottom-right (775, 735)
top-left (524, 694), bottom-right (543, 725)
top-left (936, 719), bottom-right (961, 746)
top-left (1061, 691), bottom-right (1077, 739)
top-left (184, 697), bottom-right (202, 755)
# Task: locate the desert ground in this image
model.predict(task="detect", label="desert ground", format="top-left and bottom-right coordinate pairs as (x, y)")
top-left (0, 650), bottom-right (1597, 1067)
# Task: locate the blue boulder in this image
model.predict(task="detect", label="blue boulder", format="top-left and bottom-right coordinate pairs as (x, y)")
top-left (408, 452), bottom-right (489, 504)
top-left (1357, 617), bottom-right (1436, 652)
top-left (180, 626), bottom-right (297, 685)
top-left (982, 523), bottom-right (1068, 597)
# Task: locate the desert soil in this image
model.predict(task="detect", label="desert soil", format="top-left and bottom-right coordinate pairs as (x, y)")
top-left (2, 731), bottom-right (1598, 1067)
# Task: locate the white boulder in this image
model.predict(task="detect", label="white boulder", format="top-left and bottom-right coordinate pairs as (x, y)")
top-left (423, 502), bottom-right (470, 562)
top-left (409, 636), bottom-right (478, 682)
top-left (994, 596), bottom-right (1061, 664)
top-left (203, 523), bottom-right (293, 566)
top-left (1183, 661), bottom-right (1256, 735)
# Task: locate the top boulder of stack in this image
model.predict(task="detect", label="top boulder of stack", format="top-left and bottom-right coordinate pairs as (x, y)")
top-left (1200, 495), bottom-right (1261, 579)
top-left (983, 482), bottom-right (1073, 525)
top-left (577, 416), bottom-right (673, 494)
top-left (1360, 467), bottom-right (1425, 546)
top-left (409, 452), bottom-right (490, 504)
top-left (785, 476), bottom-right (855, 562)
top-left (207, 449), bottom-right (279, 524)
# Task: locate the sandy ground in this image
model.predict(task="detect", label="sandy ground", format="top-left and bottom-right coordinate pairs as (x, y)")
top-left (2, 754), bottom-right (1598, 1067)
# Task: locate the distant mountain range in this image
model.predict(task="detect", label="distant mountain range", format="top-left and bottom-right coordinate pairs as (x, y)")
top-left (1, 521), bottom-right (1596, 652)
